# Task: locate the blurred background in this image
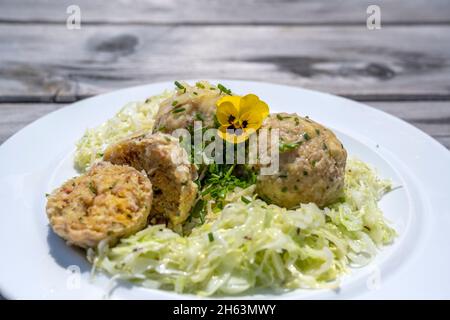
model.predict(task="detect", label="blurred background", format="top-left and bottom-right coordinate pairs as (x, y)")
top-left (0, 0), bottom-right (449, 150)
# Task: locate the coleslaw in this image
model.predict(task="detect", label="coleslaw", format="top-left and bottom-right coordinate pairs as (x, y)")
top-left (74, 91), bottom-right (172, 171)
top-left (89, 158), bottom-right (396, 296)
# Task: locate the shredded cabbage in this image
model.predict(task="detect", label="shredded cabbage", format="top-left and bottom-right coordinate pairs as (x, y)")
top-left (74, 91), bottom-right (172, 171)
top-left (90, 158), bottom-right (396, 296)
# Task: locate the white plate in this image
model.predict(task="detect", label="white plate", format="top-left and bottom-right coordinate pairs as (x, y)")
top-left (1, 80), bottom-right (450, 300)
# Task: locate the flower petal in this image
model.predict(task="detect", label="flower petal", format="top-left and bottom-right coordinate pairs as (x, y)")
top-left (255, 100), bottom-right (270, 118)
top-left (239, 94), bottom-right (269, 119)
top-left (215, 93), bottom-right (269, 144)
top-left (218, 125), bottom-right (249, 144)
top-left (217, 96), bottom-right (241, 110)
top-left (216, 100), bottom-right (239, 125)
top-left (240, 111), bottom-right (264, 129)
top-left (239, 94), bottom-right (259, 116)
top-left (245, 122), bottom-right (262, 131)
top-left (234, 134), bottom-right (250, 144)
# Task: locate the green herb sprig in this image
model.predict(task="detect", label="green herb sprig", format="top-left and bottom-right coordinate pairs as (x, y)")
top-left (279, 141), bottom-right (302, 152)
top-left (217, 83), bottom-right (232, 95)
top-left (174, 81), bottom-right (187, 93)
top-left (190, 163), bottom-right (256, 225)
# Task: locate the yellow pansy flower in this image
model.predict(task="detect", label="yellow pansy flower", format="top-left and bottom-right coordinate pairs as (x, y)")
top-left (216, 94), bottom-right (269, 143)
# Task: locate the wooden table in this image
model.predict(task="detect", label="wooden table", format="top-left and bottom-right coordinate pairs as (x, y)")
top-left (1, 0), bottom-right (450, 149)
top-left (1, 0), bottom-right (450, 300)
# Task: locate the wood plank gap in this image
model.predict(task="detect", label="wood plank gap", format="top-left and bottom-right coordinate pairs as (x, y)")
top-left (3, 95), bottom-right (450, 104)
top-left (2, 20), bottom-right (450, 27)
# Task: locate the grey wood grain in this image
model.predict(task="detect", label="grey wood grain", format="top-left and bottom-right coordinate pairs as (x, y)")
top-left (0, 103), bottom-right (64, 144)
top-left (1, 0), bottom-right (450, 25)
top-left (366, 101), bottom-right (450, 140)
top-left (1, 25), bottom-right (450, 102)
top-left (1, 102), bottom-right (449, 149)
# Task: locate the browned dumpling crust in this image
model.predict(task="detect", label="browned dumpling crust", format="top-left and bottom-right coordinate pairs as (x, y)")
top-left (153, 83), bottom-right (221, 134)
top-left (257, 113), bottom-right (347, 208)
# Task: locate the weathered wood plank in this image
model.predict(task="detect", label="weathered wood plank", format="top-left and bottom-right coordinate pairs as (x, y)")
top-left (1, 102), bottom-right (449, 149)
top-left (367, 101), bottom-right (450, 137)
top-left (1, 0), bottom-right (450, 24)
top-left (0, 103), bottom-right (63, 144)
top-left (1, 25), bottom-right (450, 101)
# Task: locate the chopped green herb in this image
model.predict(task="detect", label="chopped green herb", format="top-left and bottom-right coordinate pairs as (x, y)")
top-left (195, 112), bottom-right (205, 121)
top-left (322, 143), bottom-right (328, 150)
top-left (311, 160), bottom-right (317, 167)
top-left (45, 193), bottom-right (50, 197)
top-left (191, 199), bottom-right (206, 223)
top-left (196, 82), bottom-right (205, 89)
top-left (276, 114), bottom-right (291, 121)
top-left (303, 170), bottom-right (308, 176)
top-left (241, 196), bottom-right (251, 204)
top-left (193, 92), bottom-right (198, 95)
top-left (279, 141), bottom-right (302, 152)
top-left (172, 100), bottom-right (178, 107)
top-left (213, 115), bottom-right (221, 128)
top-left (303, 133), bottom-right (311, 141)
top-left (88, 182), bottom-right (97, 195)
top-left (172, 107), bottom-right (186, 114)
top-left (217, 83), bottom-right (232, 95)
top-left (191, 163), bottom-right (257, 226)
top-left (315, 129), bottom-right (321, 135)
top-left (174, 81), bottom-right (185, 90)
top-left (208, 232), bottom-right (214, 242)
top-left (201, 164), bottom-right (255, 202)
top-left (259, 194), bottom-right (273, 204)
